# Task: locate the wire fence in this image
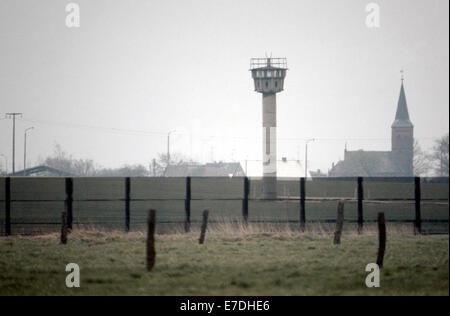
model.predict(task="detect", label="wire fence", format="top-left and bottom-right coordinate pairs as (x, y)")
top-left (0, 176), bottom-right (448, 236)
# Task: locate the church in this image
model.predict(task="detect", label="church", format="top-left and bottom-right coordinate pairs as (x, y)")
top-left (328, 79), bottom-right (414, 177)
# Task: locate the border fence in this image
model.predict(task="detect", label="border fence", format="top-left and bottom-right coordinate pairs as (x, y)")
top-left (0, 176), bottom-right (448, 236)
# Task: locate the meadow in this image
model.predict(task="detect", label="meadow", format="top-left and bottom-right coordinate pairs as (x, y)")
top-left (0, 223), bottom-right (448, 296)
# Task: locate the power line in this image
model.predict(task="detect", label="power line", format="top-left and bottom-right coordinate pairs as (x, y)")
top-left (16, 117), bottom-right (441, 142)
top-left (19, 118), bottom-right (167, 136)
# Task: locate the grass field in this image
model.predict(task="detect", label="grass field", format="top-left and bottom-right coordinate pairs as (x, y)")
top-left (0, 224), bottom-right (448, 296)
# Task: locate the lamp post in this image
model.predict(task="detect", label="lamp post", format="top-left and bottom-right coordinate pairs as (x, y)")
top-left (305, 138), bottom-right (315, 178)
top-left (0, 154), bottom-right (7, 175)
top-left (23, 127), bottom-right (34, 176)
top-left (167, 130), bottom-right (176, 168)
top-left (6, 113), bottom-right (23, 174)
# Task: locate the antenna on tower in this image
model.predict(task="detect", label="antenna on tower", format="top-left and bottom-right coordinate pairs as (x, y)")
top-left (265, 52), bottom-right (273, 66)
top-left (400, 69), bottom-right (405, 83)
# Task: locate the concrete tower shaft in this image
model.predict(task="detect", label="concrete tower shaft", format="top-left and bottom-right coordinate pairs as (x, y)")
top-left (262, 93), bottom-right (277, 198)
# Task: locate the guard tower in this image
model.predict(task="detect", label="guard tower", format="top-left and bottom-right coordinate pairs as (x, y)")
top-left (250, 57), bottom-right (288, 199)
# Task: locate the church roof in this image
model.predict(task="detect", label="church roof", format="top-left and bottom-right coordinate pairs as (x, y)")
top-left (329, 151), bottom-right (399, 177)
top-left (392, 82), bottom-right (414, 128)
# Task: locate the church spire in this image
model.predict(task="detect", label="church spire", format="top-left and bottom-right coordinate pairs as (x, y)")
top-left (392, 71), bottom-right (413, 128)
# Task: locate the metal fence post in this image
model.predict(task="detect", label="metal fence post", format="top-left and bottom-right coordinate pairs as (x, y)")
top-left (185, 177), bottom-right (191, 233)
top-left (414, 177), bottom-right (422, 235)
top-left (65, 177), bottom-right (73, 230)
top-left (242, 177), bottom-right (249, 226)
top-left (300, 177), bottom-right (306, 232)
top-left (125, 177), bottom-right (131, 232)
top-left (357, 177), bottom-right (364, 234)
top-left (5, 177), bottom-right (11, 236)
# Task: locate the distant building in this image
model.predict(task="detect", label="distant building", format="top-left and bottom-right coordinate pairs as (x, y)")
top-left (310, 169), bottom-right (327, 179)
top-left (164, 162), bottom-right (245, 177)
top-left (9, 165), bottom-right (74, 177)
top-left (242, 158), bottom-right (306, 178)
top-left (329, 80), bottom-right (414, 177)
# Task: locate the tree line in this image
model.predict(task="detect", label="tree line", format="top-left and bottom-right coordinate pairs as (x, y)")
top-left (33, 144), bottom-right (193, 177)
top-left (414, 134), bottom-right (449, 177)
top-left (0, 134), bottom-right (448, 177)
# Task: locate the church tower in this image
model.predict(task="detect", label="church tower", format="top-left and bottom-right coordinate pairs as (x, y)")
top-left (391, 75), bottom-right (414, 176)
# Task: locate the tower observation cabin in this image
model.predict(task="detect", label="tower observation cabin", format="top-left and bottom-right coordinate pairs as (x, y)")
top-left (251, 58), bottom-right (288, 94)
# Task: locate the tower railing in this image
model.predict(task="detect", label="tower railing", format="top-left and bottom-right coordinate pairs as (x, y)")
top-left (250, 58), bottom-right (287, 70)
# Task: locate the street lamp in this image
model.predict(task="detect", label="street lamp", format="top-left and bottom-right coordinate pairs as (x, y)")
top-left (305, 138), bottom-right (315, 178)
top-left (0, 154), bottom-right (7, 175)
top-left (167, 130), bottom-right (176, 167)
top-left (24, 127), bottom-right (34, 176)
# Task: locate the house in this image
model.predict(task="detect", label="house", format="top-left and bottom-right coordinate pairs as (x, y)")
top-left (8, 165), bottom-right (74, 177)
top-left (242, 158), bottom-right (306, 178)
top-left (164, 162), bottom-right (245, 177)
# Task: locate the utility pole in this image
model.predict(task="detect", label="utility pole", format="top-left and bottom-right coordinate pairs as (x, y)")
top-left (24, 127), bottom-right (34, 176)
top-left (167, 130), bottom-right (176, 168)
top-left (6, 113), bottom-right (23, 174)
top-left (305, 138), bottom-right (315, 179)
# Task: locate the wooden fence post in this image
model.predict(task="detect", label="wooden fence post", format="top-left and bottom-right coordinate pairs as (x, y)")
top-left (242, 177), bottom-right (249, 227)
top-left (199, 209), bottom-right (209, 244)
top-left (376, 212), bottom-right (386, 268)
top-left (65, 177), bottom-right (73, 230)
top-left (414, 177), bottom-right (422, 235)
top-left (185, 177), bottom-right (191, 233)
top-left (300, 177), bottom-right (306, 232)
top-left (125, 177), bottom-right (131, 232)
top-left (334, 201), bottom-right (345, 245)
top-left (61, 211), bottom-right (68, 244)
top-left (5, 177), bottom-right (11, 236)
top-left (357, 177), bottom-right (364, 234)
top-left (147, 209), bottom-right (156, 271)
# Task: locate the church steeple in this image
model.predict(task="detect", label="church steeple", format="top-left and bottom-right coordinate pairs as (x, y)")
top-left (392, 78), bottom-right (413, 128)
top-left (391, 72), bottom-right (414, 176)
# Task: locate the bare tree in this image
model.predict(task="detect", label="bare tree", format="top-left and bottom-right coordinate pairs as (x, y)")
top-left (431, 134), bottom-right (449, 176)
top-left (43, 144), bottom-right (98, 176)
top-left (157, 152), bottom-right (195, 167)
top-left (96, 164), bottom-right (149, 177)
top-left (73, 158), bottom-right (97, 176)
top-left (154, 152), bottom-right (197, 177)
top-left (413, 139), bottom-right (432, 176)
top-left (44, 144), bottom-right (74, 173)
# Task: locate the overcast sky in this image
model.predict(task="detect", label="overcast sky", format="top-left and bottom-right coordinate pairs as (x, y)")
top-left (0, 0), bottom-right (448, 174)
